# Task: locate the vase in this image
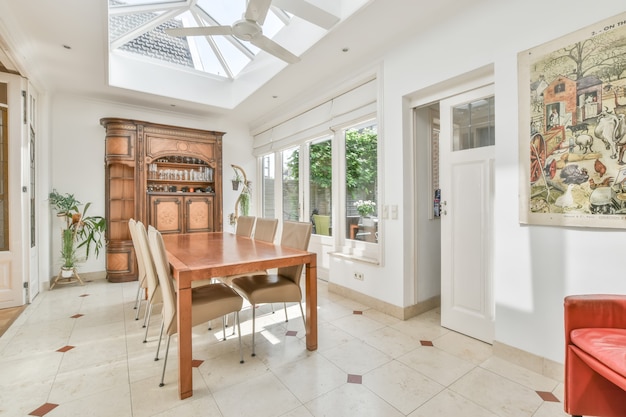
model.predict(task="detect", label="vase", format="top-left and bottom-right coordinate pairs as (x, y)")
top-left (361, 217), bottom-right (375, 227)
top-left (61, 267), bottom-right (74, 278)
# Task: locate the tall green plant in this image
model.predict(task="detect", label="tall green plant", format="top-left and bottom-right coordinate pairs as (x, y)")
top-left (49, 190), bottom-right (106, 268)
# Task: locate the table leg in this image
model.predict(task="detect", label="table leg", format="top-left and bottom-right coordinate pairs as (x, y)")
top-left (176, 272), bottom-right (193, 399)
top-left (305, 255), bottom-right (318, 351)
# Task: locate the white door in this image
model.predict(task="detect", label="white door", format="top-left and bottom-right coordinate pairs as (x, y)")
top-left (440, 84), bottom-right (495, 343)
top-left (0, 74), bottom-right (27, 308)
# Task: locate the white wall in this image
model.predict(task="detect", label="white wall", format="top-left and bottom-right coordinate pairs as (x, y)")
top-left (383, 0), bottom-right (626, 363)
top-left (47, 94), bottom-right (255, 278)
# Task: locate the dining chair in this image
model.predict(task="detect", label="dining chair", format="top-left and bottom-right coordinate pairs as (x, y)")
top-left (231, 220), bottom-right (312, 356)
top-left (235, 215), bottom-right (256, 237)
top-left (128, 219), bottom-right (148, 321)
top-left (253, 217), bottom-right (279, 243)
top-left (147, 225), bottom-right (245, 387)
top-left (221, 217), bottom-right (279, 333)
top-left (312, 214), bottom-right (331, 236)
top-left (133, 220), bottom-right (163, 343)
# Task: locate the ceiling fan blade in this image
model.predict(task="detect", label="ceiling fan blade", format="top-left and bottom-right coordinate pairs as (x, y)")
top-left (250, 34), bottom-right (300, 64)
top-left (165, 26), bottom-right (233, 37)
top-left (272, 0), bottom-right (339, 30)
top-left (244, 0), bottom-right (273, 25)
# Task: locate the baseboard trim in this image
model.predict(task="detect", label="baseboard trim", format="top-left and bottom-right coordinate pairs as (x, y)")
top-left (493, 341), bottom-right (564, 382)
top-left (327, 282), bottom-right (440, 320)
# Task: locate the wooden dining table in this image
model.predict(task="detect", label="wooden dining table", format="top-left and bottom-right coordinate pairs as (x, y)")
top-left (161, 231), bottom-right (318, 400)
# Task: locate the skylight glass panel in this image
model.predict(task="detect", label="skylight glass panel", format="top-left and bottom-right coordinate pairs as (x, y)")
top-left (196, 0), bottom-right (246, 26)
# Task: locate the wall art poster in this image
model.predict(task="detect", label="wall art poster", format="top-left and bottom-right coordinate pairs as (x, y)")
top-left (519, 12), bottom-right (626, 228)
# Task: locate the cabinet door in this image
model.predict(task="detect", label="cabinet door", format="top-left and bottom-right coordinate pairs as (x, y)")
top-left (149, 195), bottom-right (184, 234)
top-left (185, 195), bottom-right (214, 233)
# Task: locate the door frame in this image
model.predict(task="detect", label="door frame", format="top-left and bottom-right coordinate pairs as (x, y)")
top-left (407, 65), bottom-right (494, 321)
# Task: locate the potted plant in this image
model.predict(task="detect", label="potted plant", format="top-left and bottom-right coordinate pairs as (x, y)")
top-left (232, 171), bottom-right (242, 190)
top-left (354, 199), bottom-right (376, 226)
top-left (49, 189), bottom-right (106, 277)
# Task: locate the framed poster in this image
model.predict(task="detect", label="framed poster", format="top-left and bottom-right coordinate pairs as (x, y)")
top-left (519, 12), bottom-right (626, 228)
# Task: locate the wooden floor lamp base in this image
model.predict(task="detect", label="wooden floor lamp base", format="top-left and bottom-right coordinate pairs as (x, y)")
top-left (50, 268), bottom-right (84, 289)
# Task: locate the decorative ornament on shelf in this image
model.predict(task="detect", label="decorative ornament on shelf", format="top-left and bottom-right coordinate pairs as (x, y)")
top-left (354, 199), bottom-right (376, 217)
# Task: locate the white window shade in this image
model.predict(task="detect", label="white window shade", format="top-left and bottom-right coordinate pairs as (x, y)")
top-left (253, 78), bottom-right (377, 156)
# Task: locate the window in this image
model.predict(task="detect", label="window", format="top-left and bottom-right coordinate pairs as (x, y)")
top-left (452, 96), bottom-right (495, 151)
top-left (345, 123), bottom-right (378, 243)
top-left (282, 146), bottom-right (300, 221)
top-left (261, 153), bottom-right (275, 218)
top-left (309, 138), bottom-right (332, 236)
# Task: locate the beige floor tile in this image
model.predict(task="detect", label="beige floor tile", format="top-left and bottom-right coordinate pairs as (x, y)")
top-left (480, 356), bottom-right (559, 392)
top-left (321, 338), bottom-right (392, 375)
top-left (398, 345), bottom-right (476, 386)
top-left (408, 389), bottom-right (499, 417)
top-left (433, 330), bottom-right (493, 364)
top-left (213, 372), bottom-right (301, 417)
top-left (450, 367), bottom-right (543, 417)
top-left (305, 383), bottom-right (404, 417)
top-left (363, 360), bottom-right (444, 414)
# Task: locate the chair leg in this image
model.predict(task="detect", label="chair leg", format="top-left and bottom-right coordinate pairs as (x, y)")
top-left (299, 302), bottom-right (306, 327)
top-left (222, 316), bottom-right (227, 341)
top-left (143, 304), bottom-right (153, 343)
top-left (251, 305), bottom-right (256, 357)
top-left (155, 321), bottom-right (165, 361)
top-left (236, 311), bottom-right (244, 364)
top-left (142, 300), bottom-right (151, 328)
top-left (133, 284), bottom-right (142, 319)
top-left (231, 312), bottom-right (236, 336)
top-left (284, 302), bottom-right (288, 322)
top-left (159, 335), bottom-right (171, 387)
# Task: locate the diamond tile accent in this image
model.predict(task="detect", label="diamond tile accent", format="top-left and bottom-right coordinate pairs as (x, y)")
top-left (28, 403), bottom-right (58, 416)
top-left (56, 345), bottom-right (75, 353)
top-left (536, 391), bottom-right (560, 402)
top-left (191, 359), bottom-right (203, 368)
top-left (420, 340), bottom-right (434, 346)
top-left (353, 310), bottom-right (363, 315)
top-left (70, 314), bottom-right (84, 319)
top-left (79, 294), bottom-right (90, 297)
top-left (286, 330), bottom-right (298, 336)
top-left (347, 374), bottom-right (362, 384)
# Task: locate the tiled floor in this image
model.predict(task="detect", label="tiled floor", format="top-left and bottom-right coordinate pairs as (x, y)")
top-left (0, 278), bottom-right (569, 417)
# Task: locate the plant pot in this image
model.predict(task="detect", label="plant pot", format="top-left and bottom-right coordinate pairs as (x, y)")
top-left (61, 267), bottom-right (74, 278)
top-left (232, 180), bottom-right (241, 190)
top-left (361, 217), bottom-right (375, 227)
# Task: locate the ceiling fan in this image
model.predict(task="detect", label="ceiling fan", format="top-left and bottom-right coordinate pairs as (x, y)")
top-left (164, 0), bottom-right (339, 64)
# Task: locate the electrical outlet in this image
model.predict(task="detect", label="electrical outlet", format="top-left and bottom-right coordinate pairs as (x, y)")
top-left (353, 272), bottom-right (364, 281)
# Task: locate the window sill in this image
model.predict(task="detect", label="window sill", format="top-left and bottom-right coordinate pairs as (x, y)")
top-left (329, 251), bottom-right (380, 265)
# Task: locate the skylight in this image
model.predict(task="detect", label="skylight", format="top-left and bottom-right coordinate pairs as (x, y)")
top-left (108, 0), bottom-right (289, 79)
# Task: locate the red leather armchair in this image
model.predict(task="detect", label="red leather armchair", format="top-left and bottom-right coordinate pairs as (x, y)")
top-left (564, 295), bottom-right (626, 417)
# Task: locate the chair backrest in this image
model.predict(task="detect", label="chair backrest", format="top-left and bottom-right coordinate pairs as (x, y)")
top-left (312, 214), bottom-right (331, 236)
top-left (253, 218), bottom-right (278, 243)
top-left (235, 216), bottom-right (256, 237)
top-left (135, 221), bottom-right (161, 304)
top-left (128, 219), bottom-right (147, 289)
top-left (147, 225), bottom-right (177, 336)
top-left (278, 221), bottom-right (312, 285)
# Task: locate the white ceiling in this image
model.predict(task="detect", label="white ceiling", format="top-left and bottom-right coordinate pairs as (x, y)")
top-left (0, 0), bottom-right (475, 126)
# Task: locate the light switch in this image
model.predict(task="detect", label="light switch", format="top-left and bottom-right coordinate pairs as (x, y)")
top-left (382, 205), bottom-right (389, 219)
top-left (391, 205), bottom-right (398, 219)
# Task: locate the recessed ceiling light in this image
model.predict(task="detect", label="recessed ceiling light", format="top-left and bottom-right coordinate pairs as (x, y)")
top-left (63, 45), bottom-right (71, 50)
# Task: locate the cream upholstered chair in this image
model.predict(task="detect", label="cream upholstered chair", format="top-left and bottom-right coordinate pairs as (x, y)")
top-left (252, 217), bottom-right (278, 243)
top-left (231, 220), bottom-right (312, 356)
top-left (235, 215), bottom-right (256, 237)
top-left (147, 225), bottom-right (244, 387)
top-left (133, 220), bottom-right (163, 343)
top-left (128, 219), bottom-right (148, 321)
top-left (221, 217), bottom-right (279, 333)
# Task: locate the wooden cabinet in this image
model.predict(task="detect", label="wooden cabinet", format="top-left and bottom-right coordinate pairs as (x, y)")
top-left (101, 118), bottom-right (223, 282)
